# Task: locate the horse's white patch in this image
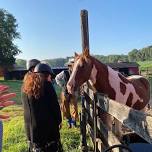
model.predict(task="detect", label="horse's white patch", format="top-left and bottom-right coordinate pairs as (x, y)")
top-left (127, 75), bottom-right (143, 80)
top-left (107, 66), bottom-right (143, 106)
top-left (67, 58), bottom-right (80, 93)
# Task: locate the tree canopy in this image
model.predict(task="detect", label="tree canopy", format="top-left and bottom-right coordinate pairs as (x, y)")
top-left (128, 46), bottom-right (152, 62)
top-left (0, 9), bottom-right (21, 67)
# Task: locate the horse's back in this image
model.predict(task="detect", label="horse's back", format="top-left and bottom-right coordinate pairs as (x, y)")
top-left (127, 75), bottom-right (150, 90)
top-left (127, 75), bottom-right (150, 106)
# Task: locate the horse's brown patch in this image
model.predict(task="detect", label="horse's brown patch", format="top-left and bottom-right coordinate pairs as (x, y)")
top-left (132, 100), bottom-right (145, 110)
top-left (126, 93), bottom-right (133, 107)
top-left (131, 78), bottom-right (150, 110)
top-left (118, 73), bottom-right (129, 84)
top-left (120, 82), bottom-right (126, 95)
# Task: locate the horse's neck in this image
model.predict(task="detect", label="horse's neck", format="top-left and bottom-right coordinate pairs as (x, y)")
top-left (89, 58), bottom-right (110, 92)
top-left (90, 57), bottom-right (123, 99)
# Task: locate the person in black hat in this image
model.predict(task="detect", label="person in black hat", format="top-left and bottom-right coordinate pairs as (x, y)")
top-left (26, 59), bottom-right (40, 72)
top-left (22, 63), bottom-right (62, 152)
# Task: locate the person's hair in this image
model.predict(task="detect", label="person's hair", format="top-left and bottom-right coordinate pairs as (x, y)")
top-left (22, 73), bottom-right (48, 99)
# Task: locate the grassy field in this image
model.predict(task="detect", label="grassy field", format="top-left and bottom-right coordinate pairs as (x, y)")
top-left (0, 80), bottom-right (81, 152)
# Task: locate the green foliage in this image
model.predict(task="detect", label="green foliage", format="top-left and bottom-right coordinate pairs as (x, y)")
top-left (93, 54), bottom-right (128, 63)
top-left (128, 49), bottom-right (139, 62)
top-left (128, 46), bottom-right (152, 62)
top-left (43, 58), bottom-right (68, 67)
top-left (93, 55), bottom-right (108, 63)
top-left (138, 61), bottom-right (152, 71)
top-left (0, 9), bottom-right (21, 67)
top-left (15, 45), bottom-right (152, 68)
top-left (15, 59), bottom-right (26, 68)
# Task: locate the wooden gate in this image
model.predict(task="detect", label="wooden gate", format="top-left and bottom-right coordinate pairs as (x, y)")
top-left (80, 82), bottom-right (152, 152)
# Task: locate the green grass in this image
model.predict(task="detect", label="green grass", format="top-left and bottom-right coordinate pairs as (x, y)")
top-left (0, 77), bottom-right (4, 80)
top-left (2, 106), bottom-right (81, 152)
top-left (0, 80), bottom-right (62, 105)
top-left (0, 80), bottom-right (22, 104)
top-left (0, 80), bottom-right (82, 152)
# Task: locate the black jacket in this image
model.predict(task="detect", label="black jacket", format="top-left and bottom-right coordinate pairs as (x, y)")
top-left (22, 81), bottom-right (62, 145)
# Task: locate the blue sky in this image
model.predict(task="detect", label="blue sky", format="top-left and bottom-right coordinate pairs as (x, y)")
top-left (1, 0), bottom-right (152, 60)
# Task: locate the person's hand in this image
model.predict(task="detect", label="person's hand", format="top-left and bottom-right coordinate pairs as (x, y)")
top-left (0, 85), bottom-right (16, 120)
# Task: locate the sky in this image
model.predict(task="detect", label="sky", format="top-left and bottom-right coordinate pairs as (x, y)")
top-left (1, 0), bottom-right (152, 60)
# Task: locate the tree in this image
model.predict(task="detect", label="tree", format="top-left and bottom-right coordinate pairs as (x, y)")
top-left (0, 9), bottom-right (21, 67)
top-left (128, 49), bottom-right (139, 62)
top-left (15, 59), bottom-right (26, 68)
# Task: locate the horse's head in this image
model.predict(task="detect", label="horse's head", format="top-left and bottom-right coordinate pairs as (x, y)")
top-left (67, 48), bottom-right (93, 94)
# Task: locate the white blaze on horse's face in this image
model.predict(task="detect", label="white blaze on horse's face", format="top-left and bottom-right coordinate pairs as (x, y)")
top-left (67, 58), bottom-right (81, 94)
top-left (67, 56), bottom-right (93, 94)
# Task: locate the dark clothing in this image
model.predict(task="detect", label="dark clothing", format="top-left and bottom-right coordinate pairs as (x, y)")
top-left (22, 81), bottom-right (62, 148)
top-left (29, 140), bottom-right (63, 152)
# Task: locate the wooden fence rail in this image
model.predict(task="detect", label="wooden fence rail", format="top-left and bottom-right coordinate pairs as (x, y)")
top-left (80, 82), bottom-right (152, 152)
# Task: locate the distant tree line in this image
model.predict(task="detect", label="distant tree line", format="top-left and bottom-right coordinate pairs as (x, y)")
top-left (94, 46), bottom-right (152, 63)
top-left (128, 46), bottom-right (152, 62)
top-left (16, 45), bottom-right (152, 68)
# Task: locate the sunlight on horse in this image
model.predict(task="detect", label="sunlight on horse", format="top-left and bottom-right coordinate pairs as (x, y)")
top-left (67, 48), bottom-right (150, 137)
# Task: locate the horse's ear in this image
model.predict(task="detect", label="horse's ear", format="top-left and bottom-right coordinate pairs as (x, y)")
top-left (83, 48), bottom-right (90, 57)
top-left (74, 52), bottom-right (79, 57)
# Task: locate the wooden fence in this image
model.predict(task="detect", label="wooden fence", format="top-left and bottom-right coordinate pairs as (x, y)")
top-left (80, 82), bottom-right (152, 152)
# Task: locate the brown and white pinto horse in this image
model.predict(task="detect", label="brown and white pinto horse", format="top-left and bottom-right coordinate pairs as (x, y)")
top-left (67, 49), bottom-right (150, 136)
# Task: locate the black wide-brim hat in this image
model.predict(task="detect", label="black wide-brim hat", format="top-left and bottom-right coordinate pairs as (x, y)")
top-left (34, 63), bottom-right (56, 78)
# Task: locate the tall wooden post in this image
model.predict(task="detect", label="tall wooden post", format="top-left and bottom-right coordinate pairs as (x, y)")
top-left (80, 10), bottom-right (90, 52)
top-left (80, 9), bottom-right (90, 152)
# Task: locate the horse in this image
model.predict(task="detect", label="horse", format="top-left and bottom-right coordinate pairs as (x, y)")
top-left (67, 48), bottom-right (150, 137)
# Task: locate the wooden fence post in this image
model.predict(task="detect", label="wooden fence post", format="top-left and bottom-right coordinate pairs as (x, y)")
top-left (80, 95), bottom-right (88, 152)
top-left (80, 9), bottom-right (90, 52)
top-left (93, 93), bottom-right (98, 152)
